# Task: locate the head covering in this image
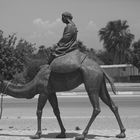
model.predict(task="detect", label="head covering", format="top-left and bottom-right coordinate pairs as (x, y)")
top-left (62, 12), bottom-right (73, 20)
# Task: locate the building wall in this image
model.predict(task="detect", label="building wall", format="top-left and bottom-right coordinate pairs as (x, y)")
top-left (101, 64), bottom-right (140, 82)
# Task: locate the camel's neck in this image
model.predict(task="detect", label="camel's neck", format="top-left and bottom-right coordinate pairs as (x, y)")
top-left (3, 80), bottom-right (37, 99)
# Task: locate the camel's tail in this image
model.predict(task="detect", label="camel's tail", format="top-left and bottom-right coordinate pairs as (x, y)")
top-left (103, 71), bottom-right (117, 95)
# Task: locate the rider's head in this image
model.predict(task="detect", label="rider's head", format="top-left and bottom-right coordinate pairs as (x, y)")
top-left (62, 12), bottom-right (73, 24)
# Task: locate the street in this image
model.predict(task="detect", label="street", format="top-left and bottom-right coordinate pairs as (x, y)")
top-left (0, 85), bottom-right (140, 139)
top-left (1, 94), bottom-right (140, 130)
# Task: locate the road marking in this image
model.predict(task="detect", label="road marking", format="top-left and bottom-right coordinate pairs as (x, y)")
top-left (117, 91), bottom-right (134, 95)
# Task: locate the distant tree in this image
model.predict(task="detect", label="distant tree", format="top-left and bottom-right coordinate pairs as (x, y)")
top-left (12, 39), bottom-right (37, 83)
top-left (33, 45), bottom-right (52, 62)
top-left (0, 30), bottom-right (22, 80)
top-left (96, 49), bottom-right (113, 65)
top-left (131, 39), bottom-right (140, 70)
top-left (0, 29), bottom-right (37, 81)
top-left (37, 45), bottom-right (48, 57)
top-left (77, 40), bottom-right (87, 52)
top-left (99, 20), bottom-right (134, 64)
top-left (77, 40), bottom-right (103, 64)
top-left (14, 39), bottom-right (36, 63)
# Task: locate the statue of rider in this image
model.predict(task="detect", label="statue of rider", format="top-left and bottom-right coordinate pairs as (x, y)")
top-left (48, 11), bottom-right (78, 64)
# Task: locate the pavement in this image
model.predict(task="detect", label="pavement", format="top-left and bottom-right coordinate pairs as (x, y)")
top-left (0, 98), bottom-right (140, 140)
top-left (0, 129), bottom-right (140, 140)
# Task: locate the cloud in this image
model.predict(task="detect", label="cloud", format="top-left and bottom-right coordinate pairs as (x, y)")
top-left (32, 17), bottom-right (63, 40)
top-left (28, 31), bottom-right (56, 41)
top-left (86, 20), bottom-right (99, 31)
top-left (33, 18), bottom-right (62, 30)
top-left (28, 31), bottom-right (58, 47)
top-left (29, 31), bottom-right (42, 39)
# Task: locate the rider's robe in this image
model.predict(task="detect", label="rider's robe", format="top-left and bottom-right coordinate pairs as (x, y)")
top-left (53, 22), bottom-right (78, 57)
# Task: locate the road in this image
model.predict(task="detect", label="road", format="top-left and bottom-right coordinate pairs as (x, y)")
top-left (0, 94), bottom-right (140, 130)
top-left (0, 94), bottom-right (140, 139)
top-left (0, 83), bottom-right (140, 139)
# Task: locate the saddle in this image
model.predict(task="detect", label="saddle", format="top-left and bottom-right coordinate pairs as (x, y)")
top-left (50, 50), bottom-right (85, 73)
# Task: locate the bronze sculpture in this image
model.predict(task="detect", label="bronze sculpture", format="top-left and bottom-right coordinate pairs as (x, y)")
top-left (0, 49), bottom-right (126, 140)
top-left (52, 11), bottom-right (78, 57)
top-left (48, 11), bottom-right (78, 65)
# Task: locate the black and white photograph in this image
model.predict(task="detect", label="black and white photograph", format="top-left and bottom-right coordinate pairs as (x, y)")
top-left (0, 0), bottom-right (140, 139)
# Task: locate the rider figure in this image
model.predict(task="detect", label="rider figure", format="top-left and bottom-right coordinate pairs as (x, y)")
top-left (49, 12), bottom-right (78, 64)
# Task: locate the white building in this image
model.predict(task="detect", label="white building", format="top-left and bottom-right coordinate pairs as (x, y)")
top-left (101, 64), bottom-right (140, 82)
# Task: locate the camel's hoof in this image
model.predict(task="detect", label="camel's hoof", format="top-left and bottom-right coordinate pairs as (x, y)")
top-left (75, 135), bottom-right (85, 140)
top-left (56, 133), bottom-right (66, 138)
top-left (116, 132), bottom-right (126, 138)
top-left (30, 133), bottom-right (41, 139)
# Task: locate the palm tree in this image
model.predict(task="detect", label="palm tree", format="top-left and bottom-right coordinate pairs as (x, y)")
top-left (99, 20), bottom-right (134, 64)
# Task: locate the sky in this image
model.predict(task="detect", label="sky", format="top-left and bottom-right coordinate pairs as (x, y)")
top-left (0, 0), bottom-right (140, 50)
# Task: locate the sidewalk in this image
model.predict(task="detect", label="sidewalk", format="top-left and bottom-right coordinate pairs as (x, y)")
top-left (0, 129), bottom-right (140, 140)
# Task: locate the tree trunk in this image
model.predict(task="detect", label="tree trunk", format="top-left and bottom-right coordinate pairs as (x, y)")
top-left (113, 51), bottom-right (119, 64)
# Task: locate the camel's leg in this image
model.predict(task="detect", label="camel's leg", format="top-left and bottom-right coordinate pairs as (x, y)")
top-left (75, 67), bottom-right (102, 140)
top-left (30, 93), bottom-right (48, 139)
top-left (83, 91), bottom-right (101, 136)
top-left (100, 79), bottom-right (126, 138)
top-left (48, 93), bottom-right (66, 138)
top-left (76, 90), bottom-right (101, 140)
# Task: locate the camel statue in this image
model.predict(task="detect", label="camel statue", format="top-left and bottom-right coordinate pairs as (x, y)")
top-left (0, 49), bottom-right (126, 140)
